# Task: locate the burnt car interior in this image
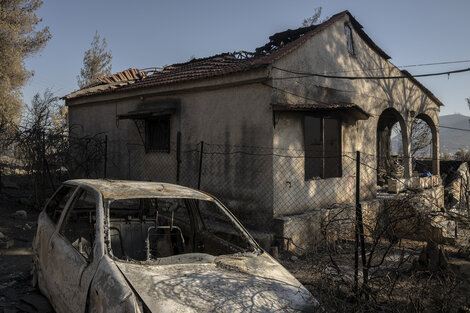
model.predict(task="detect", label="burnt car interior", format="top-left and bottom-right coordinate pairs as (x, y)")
top-left (108, 198), bottom-right (253, 261)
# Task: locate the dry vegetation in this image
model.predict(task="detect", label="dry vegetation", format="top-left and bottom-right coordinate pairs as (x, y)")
top-left (278, 193), bottom-right (470, 312)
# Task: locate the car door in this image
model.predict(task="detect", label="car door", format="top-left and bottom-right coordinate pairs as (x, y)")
top-left (34, 184), bottom-right (78, 293)
top-left (46, 186), bottom-right (103, 313)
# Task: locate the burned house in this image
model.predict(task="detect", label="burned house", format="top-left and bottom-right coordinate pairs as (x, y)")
top-left (65, 11), bottom-right (443, 248)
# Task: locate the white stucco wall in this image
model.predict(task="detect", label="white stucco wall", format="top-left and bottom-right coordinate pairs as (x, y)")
top-left (68, 79), bottom-right (274, 228)
top-left (270, 14), bottom-right (441, 215)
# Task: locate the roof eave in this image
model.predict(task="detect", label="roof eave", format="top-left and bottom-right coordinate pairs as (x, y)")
top-left (272, 102), bottom-right (370, 120)
top-left (65, 66), bottom-right (270, 106)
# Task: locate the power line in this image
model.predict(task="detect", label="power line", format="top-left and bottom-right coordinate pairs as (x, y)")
top-left (320, 59), bottom-right (470, 75)
top-left (272, 66), bottom-right (470, 80)
top-left (399, 59), bottom-right (470, 69)
top-left (439, 125), bottom-right (470, 132)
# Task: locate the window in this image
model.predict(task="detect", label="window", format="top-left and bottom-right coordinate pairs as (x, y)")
top-left (344, 24), bottom-right (354, 55)
top-left (45, 185), bottom-right (76, 224)
top-left (304, 116), bottom-right (342, 179)
top-left (59, 189), bottom-right (96, 260)
top-left (145, 115), bottom-right (170, 152)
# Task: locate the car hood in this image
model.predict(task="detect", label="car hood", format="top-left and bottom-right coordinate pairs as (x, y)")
top-left (115, 253), bottom-right (319, 312)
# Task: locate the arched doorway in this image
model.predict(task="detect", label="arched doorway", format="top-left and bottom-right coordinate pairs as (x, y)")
top-left (377, 108), bottom-right (409, 185)
top-left (414, 113), bottom-right (439, 175)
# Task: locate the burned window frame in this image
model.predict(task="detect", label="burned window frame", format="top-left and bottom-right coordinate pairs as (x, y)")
top-left (344, 23), bottom-right (355, 55)
top-left (145, 114), bottom-right (171, 153)
top-left (304, 115), bottom-right (342, 180)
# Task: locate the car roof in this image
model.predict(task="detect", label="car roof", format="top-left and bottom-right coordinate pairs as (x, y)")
top-left (65, 179), bottom-right (214, 201)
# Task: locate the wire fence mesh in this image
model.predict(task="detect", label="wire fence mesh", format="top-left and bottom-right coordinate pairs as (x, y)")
top-left (2, 134), bottom-right (470, 311)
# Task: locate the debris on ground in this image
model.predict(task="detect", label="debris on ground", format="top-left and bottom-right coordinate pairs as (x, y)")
top-left (0, 238), bottom-right (14, 249)
top-left (413, 241), bottom-right (449, 271)
top-left (12, 210), bottom-right (28, 220)
top-left (445, 162), bottom-right (469, 211)
top-left (0, 232), bottom-right (14, 249)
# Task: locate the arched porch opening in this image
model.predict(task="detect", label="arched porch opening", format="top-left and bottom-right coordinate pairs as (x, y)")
top-left (414, 113), bottom-right (439, 175)
top-left (377, 108), bottom-right (409, 185)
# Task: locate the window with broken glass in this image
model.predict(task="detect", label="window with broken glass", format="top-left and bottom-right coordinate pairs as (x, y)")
top-left (145, 115), bottom-right (170, 152)
top-left (304, 116), bottom-right (342, 179)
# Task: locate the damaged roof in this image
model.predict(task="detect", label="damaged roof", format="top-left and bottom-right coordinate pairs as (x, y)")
top-left (65, 10), bottom-right (392, 101)
top-left (64, 10), bottom-right (440, 109)
top-left (64, 53), bottom-right (264, 100)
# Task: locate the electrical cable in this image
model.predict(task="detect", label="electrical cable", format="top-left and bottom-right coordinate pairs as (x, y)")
top-left (439, 125), bottom-right (470, 132)
top-left (316, 59), bottom-right (470, 75)
top-left (272, 66), bottom-right (470, 80)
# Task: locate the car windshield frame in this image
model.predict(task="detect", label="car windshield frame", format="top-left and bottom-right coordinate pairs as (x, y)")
top-left (102, 195), bottom-right (261, 263)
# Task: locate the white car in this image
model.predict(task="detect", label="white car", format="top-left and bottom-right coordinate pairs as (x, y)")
top-left (32, 179), bottom-right (319, 312)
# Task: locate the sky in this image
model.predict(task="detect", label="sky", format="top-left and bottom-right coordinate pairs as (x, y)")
top-left (23, 0), bottom-right (470, 117)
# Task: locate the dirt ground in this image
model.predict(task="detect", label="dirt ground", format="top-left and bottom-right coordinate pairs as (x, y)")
top-left (0, 186), bottom-right (54, 313)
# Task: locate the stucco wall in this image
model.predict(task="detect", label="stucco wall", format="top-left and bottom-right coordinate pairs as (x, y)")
top-left (68, 82), bottom-right (274, 228)
top-left (270, 14), bottom-right (440, 215)
top-left (272, 112), bottom-right (357, 216)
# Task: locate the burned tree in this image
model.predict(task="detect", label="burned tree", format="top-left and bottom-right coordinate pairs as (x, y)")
top-left (16, 90), bottom-right (67, 206)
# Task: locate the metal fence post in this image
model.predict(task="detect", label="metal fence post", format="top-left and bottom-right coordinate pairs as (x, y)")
top-left (176, 132), bottom-right (181, 183)
top-left (103, 135), bottom-right (108, 178)
top-left (197, 141), bottom-right (204, 190)
top-left (356, 151), bottom-right (368, 296)
top-left (354, 153), bottom-right (359, 294)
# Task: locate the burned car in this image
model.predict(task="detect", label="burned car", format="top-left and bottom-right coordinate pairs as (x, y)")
top-left (32, 179), bottom-right (319, 312)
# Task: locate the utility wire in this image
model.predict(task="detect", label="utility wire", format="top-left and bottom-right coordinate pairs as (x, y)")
top-left (439, 125), bottom-right (470, 132)
top-left (317, 59), bottom-right (470, 75)
top-left (399, 59), bottom-right (470, 69)
top-left (272, 66), bottom-right (470, 80)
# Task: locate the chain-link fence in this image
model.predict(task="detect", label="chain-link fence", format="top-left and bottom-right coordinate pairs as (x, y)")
top-left (101, 139), bottom-right (470, 249)
top-left (102, 139), bottom-right (470, 311)
top-left (2, 131), bottom-right (470, 311)
top-left (104, 140), bottom-right (369, 249)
